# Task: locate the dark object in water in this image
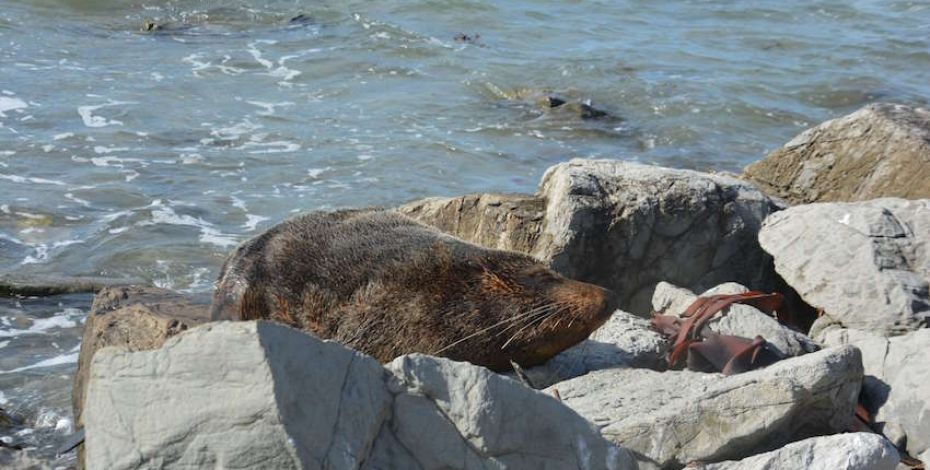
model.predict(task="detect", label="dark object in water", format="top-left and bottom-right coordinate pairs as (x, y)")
top-left (454, 33), bottom-right (481, 44)
top-left (289, 14), bottom-right (314, 25)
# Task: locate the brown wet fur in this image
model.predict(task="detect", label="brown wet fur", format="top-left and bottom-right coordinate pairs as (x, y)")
top-left (210, 209), bottom-right (616, 372)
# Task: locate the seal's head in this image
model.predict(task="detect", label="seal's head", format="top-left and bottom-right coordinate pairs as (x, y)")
top-left (429, 254), bottom-right (617, 371)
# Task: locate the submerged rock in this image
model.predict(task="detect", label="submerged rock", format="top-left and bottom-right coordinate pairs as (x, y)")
top-left (694, 433), bottom-right (899, 470)
top-left (759, 198), bottom-right (930, 336)
top-left (817, 327), bottom-right (930, 461)
top-left (404, 159), bottom-right (781, 314)
top-left (0, 274), bottom-right (146, 296)
top-left (547, 346), bottom-right (863, 469)
top-left (83, 321), bottom-right (638, 470)
top-left (744, 103), bottom-right (930, 204)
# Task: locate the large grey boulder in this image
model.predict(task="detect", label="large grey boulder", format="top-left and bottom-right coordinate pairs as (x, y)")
top-left (83, 321), bottom-right (638, 470)
top-left (72, 286), bottom-right (211, 431)
top-left (744, 103), bottom-right (930, 204)
top-left (547, 346), bottom-right (863, 469)
top-left (524, 309), bottom-right (668, 388)
top-left (403, 159), bottom-right (781, 314)
top-left (694, 433), bottom-right (899, 470)
top-left (759, 199), bottom-right (930, 336)
top-left (651, 281), bottom-right (819, 358)
top-left (817, 327), bottom-right (930, 460)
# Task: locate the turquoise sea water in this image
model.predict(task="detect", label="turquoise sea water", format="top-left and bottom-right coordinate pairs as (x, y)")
top-left (1, 0), bottom-right (928, 464)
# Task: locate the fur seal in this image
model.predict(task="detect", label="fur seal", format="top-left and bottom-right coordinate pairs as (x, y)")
top-left (210, 209), bottom-right (616, 372)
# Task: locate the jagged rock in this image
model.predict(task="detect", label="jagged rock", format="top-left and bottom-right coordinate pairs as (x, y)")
top-left (72, 287), bottom-right (211, 430)
top-left (817, 327), bottom-right (930, 460)
top-left (758, 199), bottom-right (930, 336)
top-left (524, 309), bottom-right (668, 388)
top-left (744, 103), bottom-right (930, 204)
top-left (403, 159), bottom-right (781, 314)
top-left (547, 346), bottom-right (863, 469)
top-left (694, 433), bottom-right (899, 470)
top-left (651, 282), bottom-right (818, 357)
top-left (398, 193), bottom-right (545, 254)
top-left (83, 321), bottom-right (638, 470)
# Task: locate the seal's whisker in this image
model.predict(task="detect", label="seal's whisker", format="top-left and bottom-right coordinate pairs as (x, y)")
top-left (491, 304), bottom-right (558, 340)
top-left (501, 305), bottom-right (568, 350)
top-left (432, 305), bottom-right (555, 355)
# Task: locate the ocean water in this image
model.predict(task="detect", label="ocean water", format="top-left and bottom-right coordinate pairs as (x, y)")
top-left (1, 0), bottom-right (928, 464)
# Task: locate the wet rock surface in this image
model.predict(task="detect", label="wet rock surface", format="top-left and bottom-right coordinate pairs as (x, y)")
top-left (744, 103), bottom-right (930, 204)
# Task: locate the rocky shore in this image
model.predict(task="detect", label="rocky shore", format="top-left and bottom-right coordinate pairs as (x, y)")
top-left (4, 102), bottom-right (929, 469)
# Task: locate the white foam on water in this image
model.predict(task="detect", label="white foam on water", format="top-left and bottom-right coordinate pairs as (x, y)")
top-left (247, 101), bottom-right (293, 117)
top-left (239, 140), bottom-right (301, 154)
top-left (306, 167), bottom-right (329, 178)
top-left (21, 240), bottom-right (82, 265)
top-left (77, 100), bottom-right (135, 128)
top-left (92, 145), bottom-right (131, 155)
top-left (0, 340), bottom-right (9, 349)
top-left (0, 174), bottom-right (66, 186)
top-left (123, 169), bottom-right (140, 182)
top-left (210, 119), bottom-right (261, 141)
top-left (0, 308), bottom-right (83, 338)
top-left (0, 344), bottom-right (82, 374)
top-left (64, 193), bottom-right (90, 207)
top-left (0, 390), bottom-right (7, 405)
top-left (0, 96), bottom-right (27, 117)
top-left (142, 200), bottom-right (238, 247)
top-left (242, 214), bottom-right (269, 231)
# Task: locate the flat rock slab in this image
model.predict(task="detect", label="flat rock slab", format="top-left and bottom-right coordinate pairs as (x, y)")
top-left (759, 198), bottom-right (930, 335)
top-left (83, 321), bottom-right (638, 470)
top-left (72, 286), bottom-right (211, 429)
top-left (547, 346), bottom-right (863, 469)
top-left (405, 159), bottom-right (781, 314)
top-left (818, 327), bottom-right (930, 460)
top-left (694, 433), bottom-right (899, 470)
top-left (744, 103), bottom-right (930, 204)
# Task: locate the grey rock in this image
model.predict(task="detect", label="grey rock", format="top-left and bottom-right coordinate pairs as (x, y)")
top-left (524, 310), bottom-right (668, 388)
top-left (547, 346), bottom-right (863, 469)
top-left (405, 159), bottom-right (782, 314)
top-left (759, 198), bottom-right (930, 336)
top-left (695, 433), bottom-right (899, 470)
top-left (651, 282), bottom-right (818, 357)
top-left (72, 287), bottom-right (211, 431)
top-left (83, 321), bottom-right (638, 470)
top-left (818, 328), bottom-right (930, 459)
top-left (744, 103), bottom-right (930, 204)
